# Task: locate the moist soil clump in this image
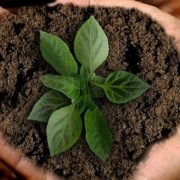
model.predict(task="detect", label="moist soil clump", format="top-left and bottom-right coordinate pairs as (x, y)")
top-left (0, 5), bottom-right (179, 180)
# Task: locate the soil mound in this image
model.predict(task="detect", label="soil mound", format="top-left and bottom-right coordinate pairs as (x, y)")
top-left (0, 5), bottom-right (179, 179)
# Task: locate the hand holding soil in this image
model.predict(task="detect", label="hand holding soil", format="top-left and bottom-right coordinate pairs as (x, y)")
top-left (0, 1), bottom-right (179, 180)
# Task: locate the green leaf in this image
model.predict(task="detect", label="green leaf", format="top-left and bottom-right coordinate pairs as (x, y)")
top-left (76, 94), bottom-right (96, 113)
top-left (28, 90), bottom-right (69, 123)
top-left (90, 75), bottom-right (105, 98)
top-left (40, 31), bottom-right (78, 75)
top-left (80, 65), bottom-right (90, 81)
top-left (47, 104), bottom-right (82, 156)
top-left (41, 74), bottom-right (81, 101)
top-left (76, 96), bottom-right (86, 114)
top-left (103, 71), bottom-right (151, 104)
top-left (74, 16), bottom-right (109, 73)
top-left (84, 95), bottom-right (96, 110)
top-left (85, 108), bottom-right (113, 161)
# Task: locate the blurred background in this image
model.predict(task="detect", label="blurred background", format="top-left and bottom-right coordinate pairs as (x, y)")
top-left (141, 0), bottom-right (180, 18)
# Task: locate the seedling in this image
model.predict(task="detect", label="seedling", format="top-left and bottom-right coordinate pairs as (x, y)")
top-left (28, 16), bottom-right (150, 161)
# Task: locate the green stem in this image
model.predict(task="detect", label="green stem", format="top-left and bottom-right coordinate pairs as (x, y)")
top-left (86, 83), bottom-right (90, 96)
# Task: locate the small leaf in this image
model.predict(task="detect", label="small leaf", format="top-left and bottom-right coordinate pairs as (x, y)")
top-left (90, 75), bottom-right (105, 98)
top-left (103, 71), bottom-right (151, 103)
top-left (85, 108), bottom-right (113, 161)
top-left (41, 74), bottom-right (81, 101)
top-left (74, 16), bottom-right (109, 73)
top-left (28, 90), bottom-right (69, 123)
top-left (47, 104), bottom-right (82, 156)
top-left (40, 31), bottom-right (78, 75)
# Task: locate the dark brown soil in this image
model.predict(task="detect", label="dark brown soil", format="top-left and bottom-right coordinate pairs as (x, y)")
top-left (0, 4), bottom-right (179, 180)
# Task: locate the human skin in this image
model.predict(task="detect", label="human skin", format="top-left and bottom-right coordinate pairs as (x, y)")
top-left (0, 1), bottom-right (180, 180)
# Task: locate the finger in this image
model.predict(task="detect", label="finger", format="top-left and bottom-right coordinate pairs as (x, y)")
top-left (132, 126), bottom-right (180, 180)
top-left (49, 0), bottom-right (90, 7)
top-left (0, 7), bottom-right (9, 17)
top-left (0, 133), bottom-right (45, 179)
top-left (0, 133), bottom-right (59, 180)
top-left (50, 0), bottom-right (135, 7)
top-left (0, 161), bottom-right (17, 179)
top-left (161, 1), bottom-right (180, 18)
top-left (0, 7), bottom-right (18, 18)
top-left (140, 0), bottom-right (169, 6)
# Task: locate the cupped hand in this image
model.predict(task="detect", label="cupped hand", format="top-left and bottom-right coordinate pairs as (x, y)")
top-left (0, 133), bottom-right (60, 180)
top-left (0, 1), bottom-right (180, 180)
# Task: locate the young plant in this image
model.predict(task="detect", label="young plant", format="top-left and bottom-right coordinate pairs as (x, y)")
top-left (28, 16), bottom-right (150, 161)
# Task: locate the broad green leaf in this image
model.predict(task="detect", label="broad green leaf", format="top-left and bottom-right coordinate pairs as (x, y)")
top-left (103, 71), bottom-right (151, 104)
top-left (47, 104), bottom-right (82, 156)
top-left (28, 90), bottom-right (69, 123)
top-left (90, 75), bottom-right (105, 98)
top-left (40, 31), bottom-right (78, 75)
top-left (74, 16), bottom-right (109, 73)
top-left (41, 74), bottom-right (81, 101)
top-left (85, 108), bottom-right (113, 161)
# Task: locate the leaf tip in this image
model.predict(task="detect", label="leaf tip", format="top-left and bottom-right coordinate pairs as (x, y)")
top-left (27, 115), bottom-right (32, 121)
top-left (40, 30), bottom-right (45, 35)
top-left (39, 30), bottom-right (46, 40)
top-left (40, 75), bottom-right (46, 83)
top-left (100, 154), bottom-right (108, 162)
top-left (48, 139), bottom-right (59, 157)
top-left (27, 115), bottom-right (38, 122)
top-left (27, 111), bottom-right (35, 121)
top-left (49, 150), bottom-right (57, 157)
top-left (90, 15), bottom-right (95, 20)
top-left (144, 82), bottom-right (151, 91)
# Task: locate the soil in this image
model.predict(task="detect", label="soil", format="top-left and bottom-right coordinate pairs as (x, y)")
top-left (0, 4), bottom-right (179, 180)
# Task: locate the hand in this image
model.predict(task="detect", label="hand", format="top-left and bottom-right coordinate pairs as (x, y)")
top-left (0, 7), bottom-right (8, 16)
top-left (0, 133), bottom-right (60, 180)
top-left (0, 1), bottom-right (180, 180)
